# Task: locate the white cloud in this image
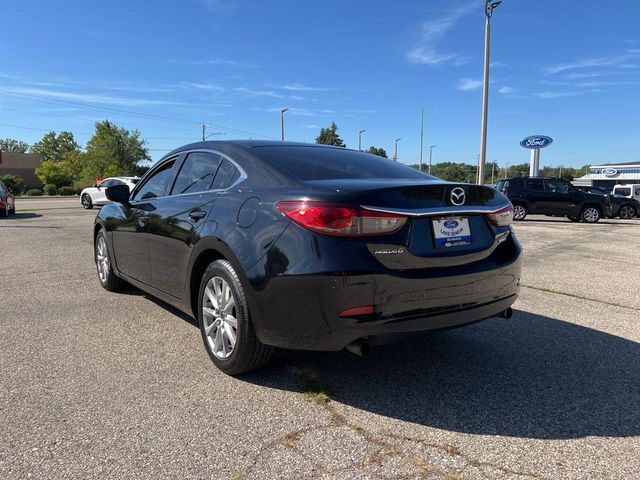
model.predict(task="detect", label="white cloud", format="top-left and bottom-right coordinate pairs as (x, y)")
top-left (1, 87), bottom-right (188, 106)
top-left (534, 91), bottom-right (581, 99)
top-left (233, 87), bottom-right (284, 98)
top-left (498, 86), bottom-right (516, 95)
top-left (407, 2), bottom-right (477, 66)
top-left (281, 83), bottom-right (327, 92)
top-left (179, 82), bottom-right (225, 92)
top-left (456, 78), bottom-right (483, 91)
top-left (544, 53), bottom-right (640, 75)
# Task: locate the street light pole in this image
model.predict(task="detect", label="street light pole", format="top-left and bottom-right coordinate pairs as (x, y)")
top-left (419, 108), bottom-right (424, 171)
top-left (429, 145), bottom-right (436, 174)
top-left (358, 129), bottom-right (366, 151)
top-left (201, 123), bottom-right (210, 141)
top-left (478, 0), bottom-right (502, 185)
top-left (280, 108), bottom-right (289, 142)
top-left (393, 138), bottom-right (401, 162)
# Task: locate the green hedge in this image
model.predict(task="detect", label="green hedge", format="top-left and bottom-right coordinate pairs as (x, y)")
top-left (43, 184), bottom-right (58, 196)
top-left (58, 186), bottom-right (75, 196)
top-left (26, 189), bottom-right (43, 196)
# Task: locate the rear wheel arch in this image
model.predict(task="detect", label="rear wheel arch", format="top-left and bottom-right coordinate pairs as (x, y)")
top-left (187, 238), bottom-right (251, 321)
top-left (189, 248), bottom-right (228, 321)
top-left (618, 203), bottom-right (637, 218)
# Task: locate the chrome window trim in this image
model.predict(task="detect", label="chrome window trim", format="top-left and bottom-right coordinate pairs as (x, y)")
top-left (144, 148), bottom-right (248, 200)
top-left (360, 203), bottom-right (512, 217)
top-left (130, 155), bottom-right (180, 202)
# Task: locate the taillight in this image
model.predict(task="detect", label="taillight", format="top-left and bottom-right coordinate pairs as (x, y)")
top-left (276, 201), bottom-right (407, 236)
top-left (485, 205), bottom-right (513, 227)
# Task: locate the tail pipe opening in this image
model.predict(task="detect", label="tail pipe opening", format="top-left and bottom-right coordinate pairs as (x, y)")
top-left (500, 307), bottom-right (513, 319)
top-left (345, 339), bottom-right (372, 357)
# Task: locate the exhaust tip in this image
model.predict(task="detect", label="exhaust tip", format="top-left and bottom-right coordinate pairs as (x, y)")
top-left (500, 307), bottom-right (513, 319)
top-left (346, 339), bottom-right (372, 357)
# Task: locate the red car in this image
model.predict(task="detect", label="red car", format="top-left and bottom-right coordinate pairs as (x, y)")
top-left (0, 179), bottom-right (16, 217)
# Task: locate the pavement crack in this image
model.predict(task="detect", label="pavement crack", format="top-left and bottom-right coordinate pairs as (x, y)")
top-left (522, 284), bottom-right (639, 312)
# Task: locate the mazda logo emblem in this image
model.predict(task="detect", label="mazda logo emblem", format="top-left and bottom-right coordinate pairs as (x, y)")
top-left (450, 187), bottom-right (466, 206)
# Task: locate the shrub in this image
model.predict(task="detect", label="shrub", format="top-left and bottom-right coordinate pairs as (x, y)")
top-left (58, 186), bottom-right (75, 196)
top-left (26, 189), bottom-right (43, 196)
top-left (43, 184), bottom-right (58, 196)
top-left (0, 175), bottom-right (25, 195)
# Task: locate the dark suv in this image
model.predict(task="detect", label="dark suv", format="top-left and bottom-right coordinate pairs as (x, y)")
top-left (496, 177), bottom-right (607, 223)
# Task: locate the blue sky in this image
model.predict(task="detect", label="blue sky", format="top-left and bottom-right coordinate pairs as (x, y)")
top-left (1, 0), bottom-right (639, 169)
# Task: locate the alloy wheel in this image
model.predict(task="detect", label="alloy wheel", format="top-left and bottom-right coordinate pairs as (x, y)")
top-left (82, 195), bottom-right (91, 209)
top-left (96, 235), bottom-right (110, 284)
top-left (513, 205), bottom-right (526, 220)
top-left (583, 207), bottom-right (599, 223)
top-left (619, 205), bottom-right (635, 219)
top-left (202, 276), bottom-right (238, 360)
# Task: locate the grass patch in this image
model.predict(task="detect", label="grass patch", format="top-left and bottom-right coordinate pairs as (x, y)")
top-left (291, 366), bottom-right (346, 426)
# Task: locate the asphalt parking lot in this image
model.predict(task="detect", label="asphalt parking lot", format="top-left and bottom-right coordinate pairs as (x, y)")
top-left (1, 197), bottom-right (639, 480)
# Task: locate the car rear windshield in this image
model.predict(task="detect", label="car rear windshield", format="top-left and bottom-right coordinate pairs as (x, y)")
top-left (253, 146), bottom-right (432, 181)
top-left (615, 188), bottom-right (631, 196)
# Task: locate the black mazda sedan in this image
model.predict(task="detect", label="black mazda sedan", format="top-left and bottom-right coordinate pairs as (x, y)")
top-left (94, 141), bottom-right (522, 374)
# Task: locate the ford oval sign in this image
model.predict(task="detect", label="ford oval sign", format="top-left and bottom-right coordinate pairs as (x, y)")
top-left (520, 135), bottom-right (553, 149)
top-left (602, 168), bottom-right (618, 177)
top-left (444, 220), bottom-right (459, 229)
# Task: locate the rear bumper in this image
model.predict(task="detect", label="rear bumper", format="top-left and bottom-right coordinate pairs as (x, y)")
top-left (248, 236), bottom-right (523, 351)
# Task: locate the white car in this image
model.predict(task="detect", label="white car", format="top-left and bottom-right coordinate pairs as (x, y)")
top-left (612, 184), bottom-right (640, 202)
top-left (80, 177), bottom-right (140, 209)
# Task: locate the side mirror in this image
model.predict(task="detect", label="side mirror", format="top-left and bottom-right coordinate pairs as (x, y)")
top-left (106, 184), bottom-right (130, 204)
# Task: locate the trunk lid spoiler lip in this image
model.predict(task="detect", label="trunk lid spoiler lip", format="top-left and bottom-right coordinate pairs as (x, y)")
top-left (360, 203), bottom-right (512, 217)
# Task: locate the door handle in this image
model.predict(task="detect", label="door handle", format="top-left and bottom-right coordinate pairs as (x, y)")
top-left (189, 209), bottom-right (207, 220)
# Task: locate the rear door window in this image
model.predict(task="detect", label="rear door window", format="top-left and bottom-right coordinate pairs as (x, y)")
top-left (546, 179), bottom-right (570, 194)
top-left (171, 152), bottom-right (222, 195)
top-left (525, 179), bottom-right (544, 191)
top-left (210, 158), bottom-right (241, 190)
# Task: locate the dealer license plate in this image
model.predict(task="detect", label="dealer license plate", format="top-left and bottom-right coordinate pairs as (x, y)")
top-left (432, 217), bottom-right (472, 248)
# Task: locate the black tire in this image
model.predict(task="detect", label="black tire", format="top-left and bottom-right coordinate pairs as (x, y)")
top-left (581, 205), bottom-right (601, 223)
top-left (95, 230), bottom-right (124, 291)
top-left (567, 215), bottom-right (580, 222)
top-left (512, 203), bottom-right (527, 221)
top-left (618, 204), bottom-right (636, 220)
top-left (82, 194), bottom-right (93, 210)
top-left (198, 259), bottom-right (273, 375)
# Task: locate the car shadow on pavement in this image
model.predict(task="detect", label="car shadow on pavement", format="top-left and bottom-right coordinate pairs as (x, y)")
top-left (246, 310), bottom-right (640, 440)
top-left (1, 213), bottom-right (43, 220)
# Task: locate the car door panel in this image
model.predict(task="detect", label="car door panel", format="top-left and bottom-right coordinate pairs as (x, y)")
top-left (147, 192), bottom-right (218, 298)
top-left (146, 151), bottom-right (225, 298)
top-left (111, 201), bottom-right (154, 283)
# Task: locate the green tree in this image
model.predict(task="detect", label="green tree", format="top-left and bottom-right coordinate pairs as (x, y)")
top-left (0, 138), bottom-right (29, 153)
top-left (30, 131), bottom-right (80, 162)
top-left (315, 122), bottom-right (345, 147)
top-left (35, 160), bottom-right (73, 187)
top-left (366, 146), bottom-right (388, 158)
top-left (423, 162), bottom-right (476, 183)
top-left (81, 120), bottom-right (150, 182)
top-left (0, 175), bottom-right (25, 195)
